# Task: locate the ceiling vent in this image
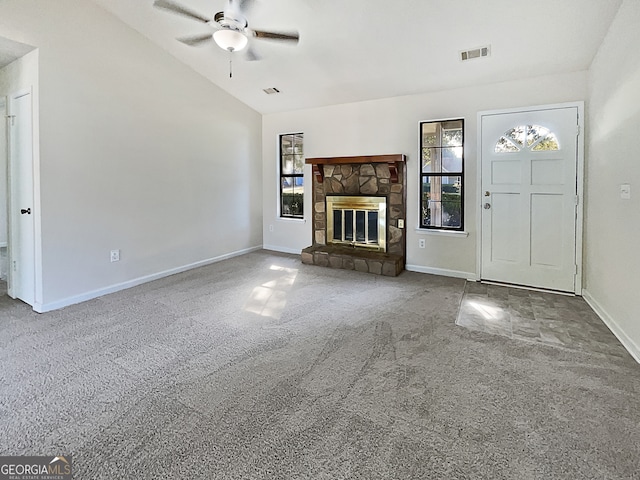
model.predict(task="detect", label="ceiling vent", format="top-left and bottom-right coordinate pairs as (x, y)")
top-left (263, 87), bottom-right (280, 95)
top-left (460, 45), bottom-right (491, 62)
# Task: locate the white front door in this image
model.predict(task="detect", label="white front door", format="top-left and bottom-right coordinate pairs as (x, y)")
top-left (8, 90), bottom-right (35, 305)
top-left (480, 106), bottom-right (580, 292)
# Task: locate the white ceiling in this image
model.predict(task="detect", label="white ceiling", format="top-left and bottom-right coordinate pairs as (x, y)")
top-left (90, 0), bottom-right (621, 114)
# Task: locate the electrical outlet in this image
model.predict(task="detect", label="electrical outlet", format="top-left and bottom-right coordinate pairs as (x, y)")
top-left (269, 224), bottom-right (274, 232)
top-left (419, 238), bottom-right (425, 249)
top-left (620, 184), bottom-right (631, 199)
top-left (110, 249), bottom-right (120, 262)
top-left (398, 219), bottom-right (404, 229)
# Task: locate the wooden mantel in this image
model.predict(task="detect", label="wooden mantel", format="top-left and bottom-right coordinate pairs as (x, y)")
top-left (305, 154), bottom-right (406, 183)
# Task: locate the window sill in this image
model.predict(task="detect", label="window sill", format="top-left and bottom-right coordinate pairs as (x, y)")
top-left (279, 217), bottom-right (306, 223)
top-left (414, 228), bottom-right (469, 238)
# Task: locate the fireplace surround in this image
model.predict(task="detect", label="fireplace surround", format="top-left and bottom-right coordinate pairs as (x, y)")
top-left (301, 154), bottom-right (406, 276)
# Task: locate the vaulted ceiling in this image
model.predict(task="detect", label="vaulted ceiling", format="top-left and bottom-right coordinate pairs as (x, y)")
top-left (91, 0), bottom-right (621, 114)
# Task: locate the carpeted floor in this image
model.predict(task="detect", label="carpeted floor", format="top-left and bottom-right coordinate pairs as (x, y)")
top-left (0, 250), bottom-right (638, 479)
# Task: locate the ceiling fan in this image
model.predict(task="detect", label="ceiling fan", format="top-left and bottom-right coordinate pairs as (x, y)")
top-left (153, 0), bottom-right (299, 62)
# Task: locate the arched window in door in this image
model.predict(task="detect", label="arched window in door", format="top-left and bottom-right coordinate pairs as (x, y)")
top-left (495, 125), bottom-right (559, 153)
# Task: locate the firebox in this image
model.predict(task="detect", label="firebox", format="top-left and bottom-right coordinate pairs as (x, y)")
top-left (326, 195), bottom-right (386, 252)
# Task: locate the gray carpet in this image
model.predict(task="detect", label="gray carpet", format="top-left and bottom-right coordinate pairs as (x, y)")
top-left (0, 250), bottom-right (638, 479)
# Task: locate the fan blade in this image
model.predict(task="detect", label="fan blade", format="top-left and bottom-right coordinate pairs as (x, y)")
top-left (177, 33), bottom-right (213, 46)
top-left (245, 45), bottom-right (261, 61)
top-left (253, 30), bottom-right (299, 43)
top-left (153, 0), bottom-right (210, 23)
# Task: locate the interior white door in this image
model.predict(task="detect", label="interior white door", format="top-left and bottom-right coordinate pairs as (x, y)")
top-left (0, 99), bottom-right (7, 282)
top-left (8, 91), bottom-right (35, 305)
top-left (0, 100), bottom-right (7, 247)
top-left (481, 107), bottom-right (579, 292)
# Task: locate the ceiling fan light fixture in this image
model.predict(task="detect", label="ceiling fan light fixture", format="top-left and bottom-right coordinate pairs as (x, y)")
top-left (213, 28), bottom-right (248, 52)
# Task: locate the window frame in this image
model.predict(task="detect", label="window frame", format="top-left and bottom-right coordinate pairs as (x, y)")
top-left (419, 118), bottom-right (465, 231)
top-left (279, 132), bottom-right (304, 219)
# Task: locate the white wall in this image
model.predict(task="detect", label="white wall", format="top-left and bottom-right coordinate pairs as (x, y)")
top-left (0, 0), bottom-right (263, 310)
top-left (584, 0), bottom-right (640, 360)
top-left (263, 71), bottom-right (588, 277)
top-left (0, 48), bottom-right (38, 97)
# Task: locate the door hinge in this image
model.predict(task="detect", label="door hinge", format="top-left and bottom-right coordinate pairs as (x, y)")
top-left (575, 194), bottom-right (579, 205)
top-left (576, 124), bottom-right (581, 136)
top-left (5, 115), bottom-right (16, 126)
top-left (574, 264), bottom-right (578, 274)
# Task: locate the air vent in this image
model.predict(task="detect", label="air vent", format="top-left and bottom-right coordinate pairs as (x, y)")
top-left (460, 45), bottom-right (491, 62)
top-left (263, 87), bottom-right (280, 95)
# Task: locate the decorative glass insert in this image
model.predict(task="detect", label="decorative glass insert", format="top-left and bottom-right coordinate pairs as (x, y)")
top-left (506, 126), bottom-right (526, 148)
top-left (420, 119), bottom-right (464, 230)
top-left (495, 136), bottom-right (519, 152)
top-left (495, 125), bottom-right (559, 153)
top-left (280, 133), bottom-right (304, 218)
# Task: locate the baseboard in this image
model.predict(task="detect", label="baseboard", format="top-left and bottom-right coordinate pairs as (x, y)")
top-left (262, 244), bottom-right (302, 255)
top-left (405, 264), bottom-right (476, 280)
top-left (33, 245), bottom-right (263, 313)
top-left (582, 289), bottom-right (640, 364)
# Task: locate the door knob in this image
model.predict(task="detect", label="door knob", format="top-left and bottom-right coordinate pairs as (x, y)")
top-left (484, 203), bottom-right (491, 209)
top-left (20, 208), bottom-right (31, 215)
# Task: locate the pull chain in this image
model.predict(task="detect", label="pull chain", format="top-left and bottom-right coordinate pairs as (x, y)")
top-left (229, 51), bottom-right (233, 78)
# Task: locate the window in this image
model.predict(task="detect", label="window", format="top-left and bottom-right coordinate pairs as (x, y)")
top-left (495, 124), bottom-right (559, 152)
top-left (279, 133), bottom-right (304, 218)
top-left (420, 119), bottom-right (464, 230)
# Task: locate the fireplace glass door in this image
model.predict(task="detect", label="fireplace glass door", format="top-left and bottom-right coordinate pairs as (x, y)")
top-left (326, 196), bottom-right (386, 251)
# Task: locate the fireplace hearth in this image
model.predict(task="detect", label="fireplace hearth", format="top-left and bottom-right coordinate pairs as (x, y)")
top-left (301, 154), bottom-right (406, 276)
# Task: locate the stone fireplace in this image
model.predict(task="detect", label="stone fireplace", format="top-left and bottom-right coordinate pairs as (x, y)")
top-left (301, 154), bottom-right (406, 276)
